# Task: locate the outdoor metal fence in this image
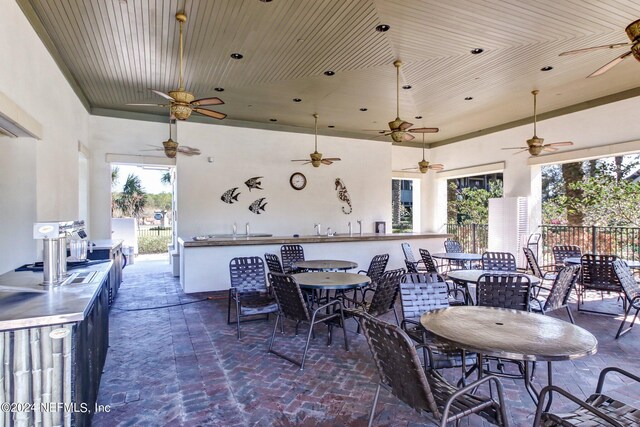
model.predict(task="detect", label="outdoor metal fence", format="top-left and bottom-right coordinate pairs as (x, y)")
top-left (445, 223), bottom-right (488, 254)
top-left (539, 225), bottom-right (640, 266)
top-left (138, 227), bottom-right (172, 238)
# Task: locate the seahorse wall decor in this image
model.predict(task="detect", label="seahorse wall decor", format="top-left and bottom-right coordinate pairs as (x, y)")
top-left (335, 178), bottom-right (353, 214)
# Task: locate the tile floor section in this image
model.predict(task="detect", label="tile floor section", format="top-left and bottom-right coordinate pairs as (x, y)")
top-left (93, 256), bottom-right (640, 426)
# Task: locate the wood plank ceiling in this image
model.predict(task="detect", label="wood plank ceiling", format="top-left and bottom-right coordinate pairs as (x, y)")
top-left (18, 0), bottom-right (640, 147)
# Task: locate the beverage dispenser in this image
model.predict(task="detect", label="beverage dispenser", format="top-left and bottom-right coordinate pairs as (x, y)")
top-left (33, 220), bottom-right (86, 285)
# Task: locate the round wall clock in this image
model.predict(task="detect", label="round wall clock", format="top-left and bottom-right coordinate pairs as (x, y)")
top-left (289, 172), bottom-right (307, 190)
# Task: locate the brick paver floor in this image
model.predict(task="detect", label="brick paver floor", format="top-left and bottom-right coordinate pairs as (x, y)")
top-left (93, 256), bottom-right (640, 426)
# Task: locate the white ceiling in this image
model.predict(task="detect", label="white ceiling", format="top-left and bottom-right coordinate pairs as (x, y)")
top-left (18, 0), bottom-right (640, 147)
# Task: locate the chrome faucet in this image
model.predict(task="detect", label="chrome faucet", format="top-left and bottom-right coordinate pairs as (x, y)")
top-left (348, 221), bottom-right (352, 236)
top-left (232, 222), bottom-right (237, 237)
top-left (357, 220), bottom-right (363, 235)
top-left (326, 227), bottom-right (333, 237)
top-left (245, 222), bottom-right (250, 236)
top-left (314, 223), bottom-right (321, 236)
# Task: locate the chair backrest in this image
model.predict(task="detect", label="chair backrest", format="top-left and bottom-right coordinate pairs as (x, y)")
top-left (366, 254), bottom-right (390, 281)
top-left (476, 273), bottom-right (531, 311)
top-left (418, 249), bottom-right (439, 274)
top-left (612, 260), bottom-right (640, 302)
top-left (401, 242), bottom-right (417, 264)
top-left (482, 252), bottom-right (517, 271)
top-left (356, 312), bottom-right (441, 418)
top-left (280, 244), bottom-right (305, 273)
top-left (552, 245), bottom-right (581, 266)
top-left (544, 265), bottom-right (580, 311)
top-left (264, 253), bottom-right (284, 274)
top-left (444, 240), bottom-right (462, 253)
top-left (400, 273), bottom-right (449, 319)
top-left (581, 254), bottom-right (620, 292)
top-left (366, 268), bottom-right (405, 317)
top-left (229, 256), bottom-right (267, 292)
top-left (267, 272), bottom-right (310, 322)
top-left (523, 247), bottom-right (543, 277)
top-left (404, 259), bottom-right (419, 274)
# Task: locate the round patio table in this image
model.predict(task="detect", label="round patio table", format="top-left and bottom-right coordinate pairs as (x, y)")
top-left (292, 272), bottom-right (370, 291)
top-left (292, 260), bottom-right (357, 271)
top-left (421, 306), bottom-right (598, 408)
top-left (564, 257), bottom-right (640, 269)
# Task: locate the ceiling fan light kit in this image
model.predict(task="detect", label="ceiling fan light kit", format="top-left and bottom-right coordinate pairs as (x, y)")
top-left (162, 138), bottom-right (178, 158)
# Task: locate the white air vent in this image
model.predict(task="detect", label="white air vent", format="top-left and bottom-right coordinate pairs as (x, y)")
top-left (0, 92), bottom-right (42, 139)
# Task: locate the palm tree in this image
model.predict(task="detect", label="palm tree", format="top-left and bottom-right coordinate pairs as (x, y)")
top-left (111, 166), bottom-right (120, 188)
top-left (115, 173), bottom-right (147, 219)
top-left (161, 171), bottom-right (171, 186)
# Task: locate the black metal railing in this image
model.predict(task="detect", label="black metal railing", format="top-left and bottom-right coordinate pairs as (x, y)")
top-left (539, 225), bottom-right (640, 266)
top-left (445, 223), bottom-right (488, 254)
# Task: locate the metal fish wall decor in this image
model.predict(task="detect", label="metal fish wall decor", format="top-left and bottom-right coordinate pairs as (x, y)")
top-left (244, 176), bottom-right (263, 191)
top-left (335, 178), bottom-right (353, 214)
top-left (221, 187), bottom-right (240, 204)
top-left (248, 198), bottom-right (267, 214)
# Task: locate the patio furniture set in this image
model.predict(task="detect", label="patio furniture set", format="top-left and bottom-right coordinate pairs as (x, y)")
top-left (224, 240), bottom-right (640, 426)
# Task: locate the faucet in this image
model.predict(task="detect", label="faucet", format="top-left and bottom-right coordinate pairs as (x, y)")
top-left (357, 220), bottom-right (362, 236)
top-left (348, 222), bottom-right (353, 236)
top-left (314, 223), bottom-right (321, 236)
top-left (232, 222), bottom-right (237, 237)
top-left (245, 222), bottom-right (250, 236)
top-left (326, 227), bottom-right (333, 237)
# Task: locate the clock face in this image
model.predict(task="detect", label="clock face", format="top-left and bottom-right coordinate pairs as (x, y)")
top-left (290, 172), bottom-right (307, 190)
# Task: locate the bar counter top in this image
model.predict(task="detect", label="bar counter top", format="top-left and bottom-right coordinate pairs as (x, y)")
top-left (179, 232), bottom-right (451, 247)
top-left (0, 261), bottom-right (112, 331)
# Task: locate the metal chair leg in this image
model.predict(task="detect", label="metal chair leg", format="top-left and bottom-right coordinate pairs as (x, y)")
top-left (367, 384), bottom-right (382, 427)
top-left (236, 299), bottom-right (241, 339)
top-left (300, 323), bottom-right (315, 370)
top-left (615, 305), bottom-right (639, 339)
top-left (339, 308), bottom-right (349, 351)
top-left (392, 307), bottom-right (400, 325)
top-left (566, 305), bottom-right (575, 324)
top-left (268, 314), bottom-right (280, 352)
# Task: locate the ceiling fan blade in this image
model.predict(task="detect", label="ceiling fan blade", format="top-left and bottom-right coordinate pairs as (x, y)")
top-left (546, 141), bottom-right (573, 147)
top-left (429, 164), bottom-right (444, 170)
top-left (559, 42), bottom-right (631, 56)
top-left (401, 167), bottom-right (419, 171)
top-left (399, 121), bottom-right (413, 131)
top-left (409, 127), bottom-right (439, 133)
top-left (191, 97), bottom-right (224, 107)
top-left (178, 146), bottom-right (201, 155)
top-left (140, 148), bottom-right (163, 152)
top-left (126, 103), bottom-right (170, 107)
top-left (321, 159), bottom-right (333, 165)
top-left (291, 159), bottom-right (310, 162)
top-left (151, 89), bottom-right (174, 100)
top-left (502, 147), bottom-right (528, 150)
top-left (193, 108), bottom-right (227, 120)
top-left (403, 132), bottom-right (415, 141)
top-left (323, 157), bottom-right (341, 161)
top-left (588, 50), bottom-right (633, 78)
top-left (543, 146), bottom-right (559, 152)
top-left (513, 148), bottom-right (529, 155)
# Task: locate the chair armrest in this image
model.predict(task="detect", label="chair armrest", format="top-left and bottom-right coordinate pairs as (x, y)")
top-left (529, 297), bottom-right (544, 312)
top-left (596, 367), bottom-right (640, 394)
top-left (441, 374), bottom-right (506, 423)
top-left (533, 385), bottom-right (624, 427)
top-left (336, 293), bottom-right (365, 309)
top-left (357, 270), bottom-right (367, 275)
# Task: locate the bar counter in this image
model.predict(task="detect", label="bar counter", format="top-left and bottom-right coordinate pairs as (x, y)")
top-left (178, 232), bottom-right (451, 293)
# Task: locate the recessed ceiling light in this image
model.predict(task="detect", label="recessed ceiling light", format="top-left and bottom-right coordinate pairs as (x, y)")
top-left (328, 125), bottom-right (335, 128)
top-left (470, 48), bottom-right (484, 54)
top-left (541, 66), bottom-right (554, 71)
top-left (230, 53), bottom-right (243, 60)
top-left (293, 98), bottom-right (302, 102)
top-left (402, 85), bottom-right (412, 90)
top-left (415, 116), bottom-right (422, 119)
top-left (464, 97), bottom-right (473, 101)
top-left (269, 118), bottom-right (277, 122)
top-left (214, 87), bottom-right (224, 92)
top-left (375, 24), bottom-right (390, 32)
top-left (259, 0), bottom-right (272, 2)
top-left (360, 108), bottom-right (368, 111)
top-left (324, 70), bottom-right (335, 76)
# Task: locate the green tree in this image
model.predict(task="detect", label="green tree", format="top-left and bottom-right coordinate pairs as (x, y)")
top-left (114, 174), bottom-right (147, 219)
top-left (111, 166), bottom-right (120, 188)
top-left (449, 180), bottom-right (503, 224)
top-left (161, 171), bottom-right (171, 186)
top-left (146, 192), bottom-right (172, 211)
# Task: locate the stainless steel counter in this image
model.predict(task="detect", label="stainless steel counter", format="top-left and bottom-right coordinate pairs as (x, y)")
top-left (0, 261), bottom-right (112, 331)
top-left (180, 232), bottom-right (451, 247)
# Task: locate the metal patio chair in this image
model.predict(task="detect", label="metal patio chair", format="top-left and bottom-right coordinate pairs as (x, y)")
top-left (356, 312), bottom-right (509, 427)
top-left (530, 265), bottom-right (580, 324)
top-left (481, 252), bottom-right (517, 272)
top-left (418, 248), bottom-right (440, 274)
top-left (267, 272), bottom-right (348, 370)
top-left (358, 254), bottom-right (389, 293)
top-left (552, 245), bottom-right (581, 271)
top-left (401, 242), bottom-right (427, 273)
top-left (612, 260), bottom-right (640, 339)
top-left (444, 239), bottom-right (466, 271)
top-left (227, 256), bottom-right (279, 339)
top-left (578, 254), bottom-right (623, 316)
top-left (280, 244), bottom-right (305, 274)
top-left (264, 253), bottom-right (284, 274)
top-left (523, 247), bottom-right (557, 296)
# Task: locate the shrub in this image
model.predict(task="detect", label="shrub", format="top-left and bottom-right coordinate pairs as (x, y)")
top-left (138, 235), bottom-right (171, 254)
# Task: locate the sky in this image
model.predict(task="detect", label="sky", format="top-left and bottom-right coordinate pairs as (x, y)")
top-left (112, 164), bottom-right (172, 194)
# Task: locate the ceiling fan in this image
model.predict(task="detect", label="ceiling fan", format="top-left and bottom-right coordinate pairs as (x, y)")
top-left (291, 114), bottom-right (341, 167)
top-left (503, 90), bottom-right (573, 156)
top-left (142, 115), bottom-right (201, 158)
top-left (559, 19), bottom-right (640, 78)
top-left (402, 129), bottom-right (444, 173)
top-left (366, 60), bottom-right (438, 143)
top-left (127, 12), bottom-right (226, 120)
